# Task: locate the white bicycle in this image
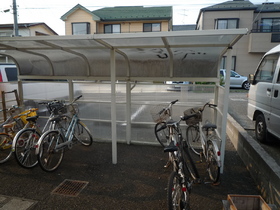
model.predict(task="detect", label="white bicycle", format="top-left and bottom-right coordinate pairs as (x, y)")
top-left (185, 102), bottom-right (221, 184)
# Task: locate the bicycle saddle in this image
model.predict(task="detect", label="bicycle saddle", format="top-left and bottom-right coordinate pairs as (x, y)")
top-left (202, 123), bottom-right (217, 130)
top-left (164, 141), bottom-right (178, 153)
top-left (26, 115), bottom-right (39, 123)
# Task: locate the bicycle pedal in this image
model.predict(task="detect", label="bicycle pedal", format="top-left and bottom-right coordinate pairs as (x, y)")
top-left (164, 161), bottom-right (171, 168)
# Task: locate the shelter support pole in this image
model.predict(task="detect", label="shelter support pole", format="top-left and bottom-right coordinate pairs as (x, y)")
top-left (111, 49), bottom-right (117, 164)
top-left (220, 47), bottom-right (232, 174)
top-left (17, 79), bottom-right (23, 107)
top-left (68, 79), bottom-right (74, 102)
top-left (126, 81), bottom-right (131, 144)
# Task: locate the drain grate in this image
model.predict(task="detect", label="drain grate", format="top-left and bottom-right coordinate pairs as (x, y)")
top-left (51, 179), bottom-right (89, 197)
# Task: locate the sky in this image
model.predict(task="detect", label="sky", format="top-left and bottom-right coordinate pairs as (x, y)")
top-left (0, 0), bottom-right (273, 35)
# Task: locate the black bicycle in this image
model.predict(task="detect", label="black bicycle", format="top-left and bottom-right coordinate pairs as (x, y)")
top-left (164, 114), bottom-right (200, 210)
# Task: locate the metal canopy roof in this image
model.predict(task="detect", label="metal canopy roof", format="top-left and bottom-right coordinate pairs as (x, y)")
top-left (0, 29), bottom-right (248, 81)
top-left (0, 29), bottom-right (248, 166)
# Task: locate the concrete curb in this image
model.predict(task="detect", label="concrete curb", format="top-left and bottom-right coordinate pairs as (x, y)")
top-left (227, 114), bottom-right (280, 208)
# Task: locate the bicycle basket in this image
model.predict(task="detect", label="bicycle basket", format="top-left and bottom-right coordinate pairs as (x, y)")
top-left (150, 103), bottom-right (170, 123)
top-left (49, 101), bottom-right (67, 115)
top-left (68, 103), bottom-right (79, 115)
top-left (183, 107), bottom-right (202, 125)
top-left (18, 109), bottom-right (37, 124)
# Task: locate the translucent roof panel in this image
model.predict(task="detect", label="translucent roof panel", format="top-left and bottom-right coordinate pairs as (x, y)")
top-left (0, 29), bottom-right (248, 80)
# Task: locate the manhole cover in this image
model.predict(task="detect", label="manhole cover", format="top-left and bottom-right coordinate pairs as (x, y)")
top-left (51, 179), bottom-right (89, 197)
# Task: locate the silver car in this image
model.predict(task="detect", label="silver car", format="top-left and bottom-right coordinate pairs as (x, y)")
top-left (220, 69), bottom-right (250, 90)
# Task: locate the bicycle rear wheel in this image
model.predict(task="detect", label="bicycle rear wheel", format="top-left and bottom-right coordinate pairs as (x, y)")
top-left (74, 121), bottom-right (93, 146)
top-left (154, 122), bottom-right (169, 147)
top-left (0, 134), bottom-right (13, 164)
top-left (14, 128), bottom-right (40, 168)
top-left (186, 125), bottom-right (200, 155)
top-left (38, 131), bottom-right (64, 172)
top-left (167, 171), bottom-right (190, 210)
top-left (207, 141), bottom-right (220, 184)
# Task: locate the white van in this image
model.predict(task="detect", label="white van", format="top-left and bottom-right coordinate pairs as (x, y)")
top-left (0, 64), bottom-right (18, 82)
top-left (247, 44), bottom-right (280, 143)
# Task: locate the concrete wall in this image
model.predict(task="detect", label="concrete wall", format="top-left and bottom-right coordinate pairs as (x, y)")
top-left (227, 114), bottom-right (280, 209)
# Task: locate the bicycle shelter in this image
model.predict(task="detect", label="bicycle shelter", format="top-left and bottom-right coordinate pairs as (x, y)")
top-left (0, 29), bottom-right (248, 172)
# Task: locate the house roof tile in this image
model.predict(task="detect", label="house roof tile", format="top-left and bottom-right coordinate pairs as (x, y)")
top-left (92, 6), bottom-right (172, 21)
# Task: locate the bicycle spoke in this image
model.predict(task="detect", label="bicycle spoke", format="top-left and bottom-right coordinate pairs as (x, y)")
top-left (14, 129), bottom-right (39, 168)
top-left (38, 131), bottom-right (64, 172)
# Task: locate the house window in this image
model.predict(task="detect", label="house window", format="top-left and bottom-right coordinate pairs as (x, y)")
top-left (104, 24), bottom-right (121, 34)
top-left (220, 56), bottom-right (236, 71)
top-left (261, 18), bottom-right (280, 32)
top-left (215, 19), bottom-right (239, 29)
top-left (143, 23), bottom-right (161, 32)
top-left (72, 22), bottom-right (90, 35)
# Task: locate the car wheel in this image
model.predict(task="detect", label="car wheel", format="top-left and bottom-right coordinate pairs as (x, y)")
top-left (242, 81), bottom-right (250, 90)
top-left (255, 114), bottom-right (267, 143)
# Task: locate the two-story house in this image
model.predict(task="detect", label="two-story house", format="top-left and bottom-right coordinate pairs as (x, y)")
top-left (197, 0), bottom-right (280, 77)
top-left (0, 22), bottom-right (58, 63)
top-left (60, 4), bottom-right (173, 35)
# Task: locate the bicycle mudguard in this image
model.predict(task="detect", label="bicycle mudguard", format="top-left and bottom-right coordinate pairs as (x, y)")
top-left (208, 140), bottom-right (221, 167)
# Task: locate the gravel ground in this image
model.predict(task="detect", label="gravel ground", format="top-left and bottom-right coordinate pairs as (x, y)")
top-left (0, 139), bottom-right (259, 210)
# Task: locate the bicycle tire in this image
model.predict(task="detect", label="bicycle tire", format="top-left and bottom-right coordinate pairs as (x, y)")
top-left (0, 133), bottom-right (13, 164)
top-left (167, 171), bottom-right (190, 210)
top-left (13, 128), bottom-right (40, 168)
top-left (154, 122), bottom-right (169, 147)
top-left (182, 142), bottom-right (200, 181)
top-left (207, 141), bottom-right (220, 184)
top-left (37, 130), bottom-right (64, 172)
top-left (74, 121), bottom-right (93, 146)
top-left (186, 125), bottom-right (200, 155)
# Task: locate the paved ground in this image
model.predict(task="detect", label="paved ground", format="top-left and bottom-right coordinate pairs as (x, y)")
top-left (0, 139), bottom-right (259, 210)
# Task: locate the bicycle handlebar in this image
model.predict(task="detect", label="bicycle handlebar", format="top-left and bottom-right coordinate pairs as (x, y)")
top-left (158, 99), bottom-right (179, 115)
top-left (199, 102), bottom-right (217, 112)
top-left (71, 95), bottom-right (82, 104)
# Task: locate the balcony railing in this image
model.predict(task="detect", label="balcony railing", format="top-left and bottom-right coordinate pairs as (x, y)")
top-left (251, 29), bottom-right (280, 33)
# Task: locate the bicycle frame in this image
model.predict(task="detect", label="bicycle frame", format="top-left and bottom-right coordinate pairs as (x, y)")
top-left (54, 114), bottom-right (79, 151)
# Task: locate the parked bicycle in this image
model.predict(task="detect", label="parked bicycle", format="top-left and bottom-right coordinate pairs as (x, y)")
top-left (164, 113), bottom-right (200, 210)
top-left (185, 102), bottom-right (221, 184)
top-left (36, 95), bottom-right (93, 172)
top-left (151, 99), bottom-right (178, 147)
top-left (12, 100), bottom-right (70, 168)
top-left (0, 106), bottom-right (32, 163)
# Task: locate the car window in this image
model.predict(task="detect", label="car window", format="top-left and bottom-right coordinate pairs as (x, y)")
top-left (5, 67), bottom-right (17, 81)
top-left (231, 71), bottom-right (237, 77)
top-left (255, 53), bottom-right (279, 83)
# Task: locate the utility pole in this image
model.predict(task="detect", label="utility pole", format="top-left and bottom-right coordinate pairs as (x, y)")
top-left (12, 0), bottom-right (19, 36)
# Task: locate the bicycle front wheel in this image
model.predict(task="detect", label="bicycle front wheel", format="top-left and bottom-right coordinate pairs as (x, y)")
top-left (14, 128), bottom-right (40, 168)
top-left (38, 131), bottom-right (64, 172)
top-left (167, 171), bottom-right (190, 210)
top-left (186, 125), bottom-right (200, 155)
top-left (0, 133), bottom-right (13, 164)
top-left (74, 121), bottom-right (93, 146)
top-left (207, 141), bottom-right (220, 184)
top-left (154, 122), bottom-right (169, 147)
